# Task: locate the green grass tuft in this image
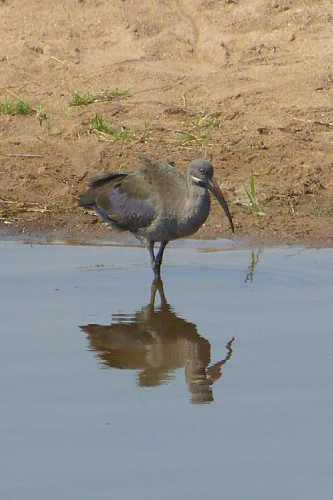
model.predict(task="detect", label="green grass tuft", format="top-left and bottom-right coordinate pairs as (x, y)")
top-left (194, 114), bottom-right (223, 129)
top-left (313, 206), bottom-right (333, 217)
top-left (1, 99), bottom-right (33, 116)
top-left (101, 87), bottom-right (131, 98)
top-left (89, 115), bottom-right (136, 141)
top-left (89, 114), bottom-right (114, 134)
top-left (177, 130), bottom-right (210, 144)
top-left (187, 114), bottom-right (223, 129)
top-left (111, 126), bottom-right (135, 141)
top-left (71, 92), bottom-right (96, 106)
top-left (245, 174), bottom-right (266, 216)
top-left (178, 132), bottom-right (198, 143)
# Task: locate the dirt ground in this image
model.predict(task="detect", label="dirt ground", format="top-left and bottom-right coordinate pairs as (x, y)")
top-left (1, 0), bottom-right (333, 245)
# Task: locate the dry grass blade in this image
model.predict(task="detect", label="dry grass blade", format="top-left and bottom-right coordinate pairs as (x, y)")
top-left (0, 200), bottom-right (53, 223)
top-left (4, 154), bottom-right (43, 158)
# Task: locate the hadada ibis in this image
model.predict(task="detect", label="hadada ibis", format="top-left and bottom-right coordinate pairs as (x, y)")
top-left (79, 156), bottom-right (234, 277)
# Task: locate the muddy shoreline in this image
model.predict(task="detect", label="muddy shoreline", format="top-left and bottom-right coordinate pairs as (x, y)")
top-left (1, 1), bottom-right (333, 247)
top-left (2, 222), bottom-right (333, 249)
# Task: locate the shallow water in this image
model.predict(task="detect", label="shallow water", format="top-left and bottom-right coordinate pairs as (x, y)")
top-left (1, 240), bottom-right (333, 499)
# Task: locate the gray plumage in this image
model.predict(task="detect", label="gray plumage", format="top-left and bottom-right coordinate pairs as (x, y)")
top-left (79, 156), bottom-right (234, 277)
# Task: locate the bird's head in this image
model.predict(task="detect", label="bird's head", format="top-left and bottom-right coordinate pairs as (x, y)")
top-left (189, 159), bottom-right (234, 233)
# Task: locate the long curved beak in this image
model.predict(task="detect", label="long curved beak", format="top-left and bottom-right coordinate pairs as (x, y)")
top-left (208, 177), bottom-right (234, 233)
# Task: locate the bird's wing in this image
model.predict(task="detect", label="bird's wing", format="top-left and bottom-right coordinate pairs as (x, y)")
top-left (137, 156), bottom-right (186, 213)
top-left (138, 156), bottom-right (184, 183)
top-left (79, 171), bottom-right (157, 232)
top-left (88, 172), bottom-right (127, 188)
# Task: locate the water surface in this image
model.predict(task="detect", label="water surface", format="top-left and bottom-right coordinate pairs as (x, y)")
top-left (1, 241), bottom-right (333, 499)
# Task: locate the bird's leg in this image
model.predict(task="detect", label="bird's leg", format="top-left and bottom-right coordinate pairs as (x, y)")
top-left (150, 276), bottom-right (163, 308)
top-left (150, 279), bottom-right (158, 307)
top-left (147, 241), bottom-right (156, 269)
top-left (150, 275), bottom-right (165, 301)
top-left (153, 241), bottom-right (168, 278)
top-left (156, 277), bottom-right (166, 304)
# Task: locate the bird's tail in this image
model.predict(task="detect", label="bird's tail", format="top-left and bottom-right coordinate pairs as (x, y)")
top-left (78, 172), bottom-right (127, 207)
top-left (78, 189), bottom-right (96, 208)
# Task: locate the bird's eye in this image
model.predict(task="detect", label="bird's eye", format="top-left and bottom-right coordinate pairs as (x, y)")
top-left (200, 168), bottom-right (204, 174)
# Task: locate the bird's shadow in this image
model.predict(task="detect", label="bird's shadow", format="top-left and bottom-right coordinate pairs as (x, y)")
top-left (80, 279), bottom-right (235, 405)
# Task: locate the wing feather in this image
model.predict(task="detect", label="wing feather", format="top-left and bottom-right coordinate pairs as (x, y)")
top-left (79, 170), bottom-right (156, 232)
top-left (79, 156), bottom-right (186, 233)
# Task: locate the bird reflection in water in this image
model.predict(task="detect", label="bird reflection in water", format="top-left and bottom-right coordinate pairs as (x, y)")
top-left (80, 280), bottom-right (234, 405)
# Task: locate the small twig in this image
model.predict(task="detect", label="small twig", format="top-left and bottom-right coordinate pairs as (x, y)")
top-left (50, 55), bottom-right (66, 65)
top-left (0, 81), bottom-right (39, 91)
top-left (25, 207), bottom-right (53, 213)
top-left (293, 117), bottom-right (333, 128)
top-left (0, 198), bottom-right (15, 203)
top-left (90, 94), bottom-right (113, 103)
top-left (313, 120), bottom-right (333, 128)
top-left (4, 153), bottom-right (43, 158)
top-left (175, 129), bottom-right (198, 138)
top-left (5, 89), bottom-right (24, 100)
top-left (0, 201), bottom-right (40, 206)
top-left (182, 91), bottom-right (187, 109)
top-left (289, 200), bottom-right (295, 213)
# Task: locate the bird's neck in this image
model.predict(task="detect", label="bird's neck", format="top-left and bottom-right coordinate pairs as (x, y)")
top-left (185, 178), bottom-right (210, 215)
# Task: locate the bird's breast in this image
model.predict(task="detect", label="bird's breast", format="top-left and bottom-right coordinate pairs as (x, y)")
top-left (176, 194), bottom-right (211, 237)
top-left (140, 191), bottom-right (210, 241)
